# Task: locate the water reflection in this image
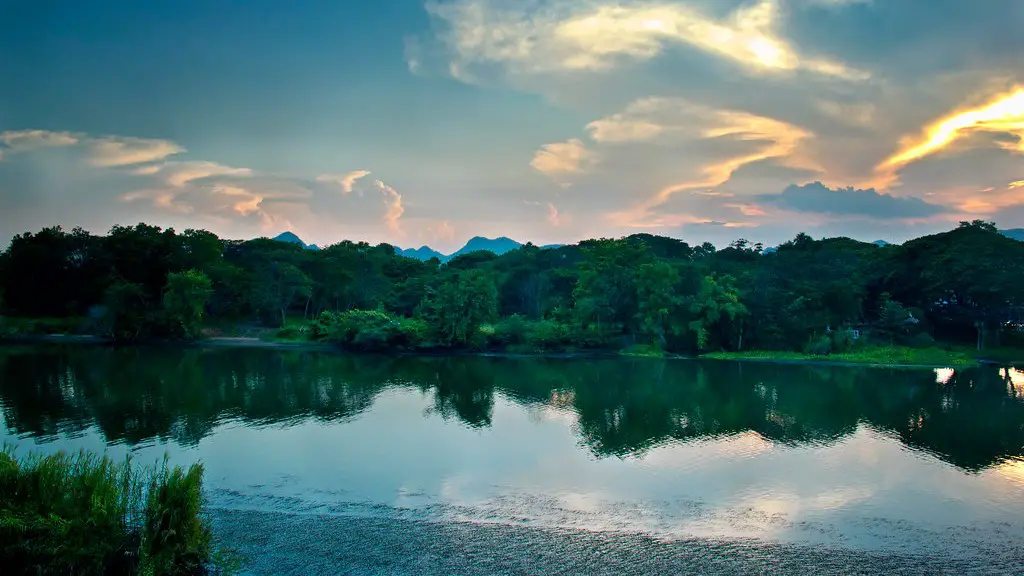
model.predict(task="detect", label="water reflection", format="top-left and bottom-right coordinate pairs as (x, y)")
top-left (2, 345), bottom-right (1023, 472)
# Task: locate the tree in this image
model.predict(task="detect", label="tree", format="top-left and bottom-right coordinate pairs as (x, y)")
top-left (270, 263), bottom-right (312, 327)
top-left (419, 269), bottom-right (498, 346)
top-left (100, 280), bottom-right (149, 342)
top-left (163, 270), bottom-right (213, 339)
top-left (687, 274), bottom-right (748, 351)
top-left (635, 261), bottom-right (683, 348)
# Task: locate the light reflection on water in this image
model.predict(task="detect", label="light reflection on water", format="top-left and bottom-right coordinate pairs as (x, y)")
top-left (2, 345), bottom-right (1024, 564)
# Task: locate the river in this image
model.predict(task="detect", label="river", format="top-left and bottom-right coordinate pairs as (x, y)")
top-left (2, 345), bottom-right (1024, 574)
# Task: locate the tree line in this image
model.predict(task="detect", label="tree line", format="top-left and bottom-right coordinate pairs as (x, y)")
top-left (1, 220), bottom-right (1022, 353)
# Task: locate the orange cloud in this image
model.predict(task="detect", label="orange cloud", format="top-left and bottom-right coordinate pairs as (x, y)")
top-left (876, 88), bottom-right (1024, 182)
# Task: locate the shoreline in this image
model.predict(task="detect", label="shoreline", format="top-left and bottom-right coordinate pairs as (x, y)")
top-left (2, 334), bottom-right (1020, 368)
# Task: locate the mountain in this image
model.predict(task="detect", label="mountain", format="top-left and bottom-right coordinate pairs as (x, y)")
top-left (448, 236), bottom-right (522, 259)
top-left (272, 232), bottom-right (320, 250)
top-left (872, 240), bottom-right (891, 247)
top-left (1001, 228), bottom-right (1024, 242)
top-left (399, 236), bottom-right (528, 262)
top-left (398, 246), bottom-right (446, 261)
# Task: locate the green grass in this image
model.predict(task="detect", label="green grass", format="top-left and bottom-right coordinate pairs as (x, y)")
top-left (0, 446), bottom-right (240, 575)
top-left (703, 346), bottom-right (982, 366)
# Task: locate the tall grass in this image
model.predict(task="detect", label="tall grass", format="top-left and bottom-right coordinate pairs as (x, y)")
top-left (0, 447), bottom-right (239, 575)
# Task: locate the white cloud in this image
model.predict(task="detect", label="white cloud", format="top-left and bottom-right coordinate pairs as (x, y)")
top-left (0, 129), bottom-right (79, 152)
top-left (420, 0), bottom-right (868, 80)
top-left (88, 136), bottom-right (185, 167)
top-left (374, 179), bottom-right (405, 234)
top-left (531, 138), bottom-right (596, 181)
top-left (137, 160), bottom-right (253, 188)
top-left (317, 170), bottom-right (372, 194)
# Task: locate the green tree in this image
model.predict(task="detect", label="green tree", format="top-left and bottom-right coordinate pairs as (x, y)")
top-left (270, 263), bottom-right (313, 327)
top-left (635, 261), bottom-right (683, 348)
top-left (419, 269), bottom-right (498, 346)
top-left (163, 269), bottom-right (213, 339)
top-left (688, 274), bottom-right (748, 351)
top-left (100, 280), bottom-right (149, 342)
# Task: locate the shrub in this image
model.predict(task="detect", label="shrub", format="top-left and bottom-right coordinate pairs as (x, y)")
top-left (491, 315), bottom-right (530, 347)
top-left (490, 316), bottom-right (572, 353)
top-left (525, 319), bottom-right (571, 351)
top-left (0, 447), bottom-right (237, 575)
top-left (805, 334), bottom-right (833, 356)
top-left (314, 309), bottom-right (427, 351)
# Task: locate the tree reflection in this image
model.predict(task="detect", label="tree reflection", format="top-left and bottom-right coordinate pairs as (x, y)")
top-left (2, 346), bottom-right (1023, 472)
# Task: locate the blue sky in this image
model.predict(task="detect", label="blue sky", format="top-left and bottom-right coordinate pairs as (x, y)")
top-left (2, 0), bottom-right (1023, 251)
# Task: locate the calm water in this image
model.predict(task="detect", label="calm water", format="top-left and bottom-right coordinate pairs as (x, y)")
top-left (3, 345), bottom-right (1024, 574)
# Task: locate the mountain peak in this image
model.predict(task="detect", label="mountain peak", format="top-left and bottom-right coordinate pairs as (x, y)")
top-left (272, 231), bottom-right (320, 250)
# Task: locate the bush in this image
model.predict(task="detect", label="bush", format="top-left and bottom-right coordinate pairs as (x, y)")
top-left (490, 316), bottom-right (572, 353)
top-left (828, 330), bottom-right (856, 353)
top-left (805, 334), bottom-right (832, 356)
top-left (0, 447), bottom-right (237, 575)
top-left (313, 310), bottom-right (427, 351)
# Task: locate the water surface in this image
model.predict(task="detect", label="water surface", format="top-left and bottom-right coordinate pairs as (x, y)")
top-left (2, 345), bottom-right (1023, 574)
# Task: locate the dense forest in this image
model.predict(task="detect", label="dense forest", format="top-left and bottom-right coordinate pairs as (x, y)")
top-left (0, 220), bottom-right (1022, 355)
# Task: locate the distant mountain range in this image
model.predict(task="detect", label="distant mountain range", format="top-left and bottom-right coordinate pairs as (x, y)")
top-left (270, 232), bottom-right (560, 261)
top-left (270, 228), bottom-right (1024, 258)
top-left (398, 236), bottom-right (559, 262)
top-left (1002, 228), bottom-right (1024, 242)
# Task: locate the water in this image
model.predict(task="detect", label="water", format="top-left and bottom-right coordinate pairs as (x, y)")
top-left (2, 345), bottom-right (1024, 574)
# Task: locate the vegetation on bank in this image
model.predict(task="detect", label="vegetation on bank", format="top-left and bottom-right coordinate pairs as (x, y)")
top-left (703, 346), bottom-right (982, 366)
top-left (1, 220), bottom-right (1023, 361)
top-left (0, 447), bottom-right (239, 575)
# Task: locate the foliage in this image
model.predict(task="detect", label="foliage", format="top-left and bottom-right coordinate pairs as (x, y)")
top-left (490, 315), bottom-right (571, 352)
top-left (1, 221), bottom-right (1022, 356)
top-left (0, 447), bottom-right (237, 575)
top-left (314, 309), bottom-right (428, 351)
top-left (163, 270), bottom-right (213, 340)
top-left (418, 269), bottom-right (498, 347)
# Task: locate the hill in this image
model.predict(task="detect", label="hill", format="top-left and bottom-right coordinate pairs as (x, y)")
top-left (399, 236), bottom-right (525, 262)
top-left (272, 232), bottom-right (319, 251)
top-left (1001, 228), bottom-right (1024, 242)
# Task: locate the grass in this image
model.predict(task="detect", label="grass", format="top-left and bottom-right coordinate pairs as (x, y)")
top-left (0, 446), bottom-right (240, 575)
top-left (702, 345), bottom-right (983, 367)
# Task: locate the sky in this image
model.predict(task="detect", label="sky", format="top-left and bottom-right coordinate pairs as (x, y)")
top-left (2, 0), bottom-right (1023, 252)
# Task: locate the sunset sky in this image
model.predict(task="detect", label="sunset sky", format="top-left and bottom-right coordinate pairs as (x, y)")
top-left (2, 0), bottom-right (1023, 252)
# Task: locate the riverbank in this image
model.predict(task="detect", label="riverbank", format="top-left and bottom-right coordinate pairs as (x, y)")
top-left (0, 447), bottom-right (239, 575)
top-left (3, 329), bottom-right (1021, 368)
top-left (701, 346), bottom-right (1024, 368)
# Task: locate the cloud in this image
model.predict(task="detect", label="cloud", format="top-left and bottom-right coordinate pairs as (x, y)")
top-left (87, 136), bottom-right (185, 167)
top-left (316, 170), bottom-right (372, 194)
top-left (1, 129), bottom-right (79, 153)
top-left (374, 180), bottom-right (405, 234)
top-left (758, 181), bottom-right (948, 219)
top-left (136, 160), bottom-right (253, 188)
top-left (418, 0), bottom-right (868, 81)
top-left (547, 202), bottom-right (561, 226)
top-left (530, 138), bottom-right (596, 180)
top-left (575, 97), bottom-right (820, 225)
top-left (876, 87), bottom-right (1024, 183)
top-left (0, 129), bottom-right (184, 169)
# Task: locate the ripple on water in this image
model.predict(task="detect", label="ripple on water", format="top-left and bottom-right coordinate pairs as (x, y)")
top-left (209, 507), bottom-right (1023, 576)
